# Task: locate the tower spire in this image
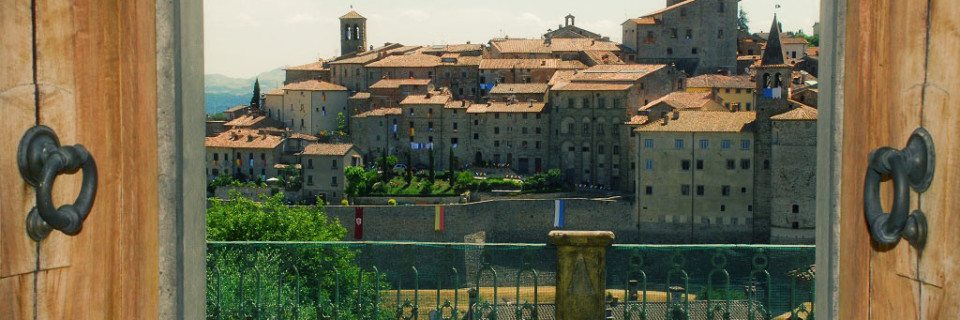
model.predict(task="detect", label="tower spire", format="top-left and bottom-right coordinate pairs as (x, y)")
top-left (760, 15), bottom-right (786, 66)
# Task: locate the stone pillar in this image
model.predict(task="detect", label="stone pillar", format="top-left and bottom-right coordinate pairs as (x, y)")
top-left (549, 231), bottom-right (615, 320)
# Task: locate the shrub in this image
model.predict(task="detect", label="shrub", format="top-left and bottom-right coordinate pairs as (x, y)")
top-left (387, 199), bottom-right (397, 206)
top-left (340, 199), bottom-right (350, 206)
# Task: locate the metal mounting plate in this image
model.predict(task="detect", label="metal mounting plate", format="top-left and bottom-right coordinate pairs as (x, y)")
top-left (17, 125), bottom-right (60, 187)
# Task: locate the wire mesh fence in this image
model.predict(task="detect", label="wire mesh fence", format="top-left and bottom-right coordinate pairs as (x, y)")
top-left (206, 242), bottom-right (814, 320)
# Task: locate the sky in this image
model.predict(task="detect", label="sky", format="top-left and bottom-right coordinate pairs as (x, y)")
top-left (204, 0), bottom-right (820, 78)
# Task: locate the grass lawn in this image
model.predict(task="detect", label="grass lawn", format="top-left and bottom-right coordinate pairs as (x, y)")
top-left (373, 176), bottom-right (458, 196)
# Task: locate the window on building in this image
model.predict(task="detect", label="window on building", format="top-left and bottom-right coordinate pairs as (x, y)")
top-left (726, 159), bottom-right (736, 170)
top-left (644, 139), bottom-right (654, 148)
top-left (721, 139), bottom-right (731, 149)
top-left (792, 222), bottom-right (800, 229)
top-left (453, 122), bottom-right (458, 130)
top-left (718, 29), bottom-right (724, 39)
top-left (699, 139), bottom-right (709, 149)
top-left (746, 103), bottom-right (752, 110)
top-left (494, 141), bottom-right (500, 147)
top-left (696, 160), bottom-right (704, 170)
top-left (681, 160), bottom-right (691, 171)
top-left (671, 28), bottom-right (678, 38)
top-left (307, 159), bottom-right (314, 169)
top-left (331, 176), bottom-right (338, 186)
top-left (722, 185), bottom-right (731, 196)
top-left (742, 139), bottom-right (751, 150)
top-left (741, 159), bottom-right (751, 170)
top-left (331, 159), bottom-right (338, 169)
top-left (598, 98), bottom-right (606, 108)
top-left (536, 127), bottom-right (541, 134)
top-left (718, 0), bottom-right (725, 12)
top-left (764, 160), bottom-right (770, 169)
top-left (667, 47), bottom-right (673, 55)
top-left (748, 205), bottom-right (753, 211)
top-left (793, 204), bottom-right (800, 213)
top-left (646, 30), bottom-right (654, 39)
top-left (613, 145), bottom-right (620, 155)
top-left (522, 127), bottom-right (528, 134)
top-left (645, 159), bottom-right (653, 170)
top-left (675, 139), bottom-right (684, 149)
top-left (307, 175), bottom-right (314, 186)
top-left (536, 141), bottom-right (542, 149)
top-left (645, 186), bottom-right (653, 195)
top-left (473, 133), bottom-right (479, 140)
top-left (582, 98), bottom-right (591, 108)
top-left (494, 127), bottom-right (500, 134)
top-left (685, 29), bottom-right (692, 39)
top-left (696, 185), bottom-right (705, 196)
top-left (692, 47), bottom-right (698, 54)
top-left (598, 145), bottom-right (605, 154)
top-left (582, 123), bottom-right (590, 134)
top-left (597, 126), bottom-right (605, 136)
top-left (681, 185), bottom-right (690, 196)
top-left (581, 146), bottom-right (589, 152)
top-left (720, 205), bottom-right (726, 212)
top-left (680, 8), bottom-right (687, 16)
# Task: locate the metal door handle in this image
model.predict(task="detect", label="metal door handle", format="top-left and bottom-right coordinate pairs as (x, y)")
top-left (863, 128), bottom-right (934, 249)
top-left (17, 125), bottom-right (98, 241)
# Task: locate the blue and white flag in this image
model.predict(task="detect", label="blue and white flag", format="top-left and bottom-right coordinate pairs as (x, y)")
top-left (554, 199), bottom-right (565, 228)
top-left (392, 123), bottom-right (398, 132)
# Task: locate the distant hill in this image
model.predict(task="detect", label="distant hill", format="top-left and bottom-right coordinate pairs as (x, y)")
top-left (205, 67), bottom-right (285, 114)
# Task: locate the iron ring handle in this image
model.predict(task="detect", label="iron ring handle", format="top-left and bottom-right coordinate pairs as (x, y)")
top-left (33, 144), bottom-right (98, 236)
top-left (863, 147), bottom-right (911, 244)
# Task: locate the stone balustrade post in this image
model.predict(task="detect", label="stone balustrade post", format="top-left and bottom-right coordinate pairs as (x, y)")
top-left (549, 231), bottom-right (615, 320)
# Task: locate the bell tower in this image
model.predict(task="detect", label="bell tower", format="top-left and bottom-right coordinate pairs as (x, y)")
top-left (339, 11), bottom-right (367, 56)
top-left (752, 15), bottom-right (792, 243)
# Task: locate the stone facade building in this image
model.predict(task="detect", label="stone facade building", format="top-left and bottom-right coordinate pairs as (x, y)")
top-left (622, 0), bottom-right (739, 75)
top-left (205, 129), bottom-right (286, 183)
top-left (283, 61), bottom-right (330, 84)
top-left (340, 11), bottom-right (366, 56)
top-left (684, 74), bottom-right (756, 110)
top-left (261, 80), bottom-right (349, 136)
top-left (300, 143), bottom-right (363, 203)
top-left (549, 64), bottom-right (683, 191)
top-left (465, 101), bottom-right (550, 174)
top-left (769, 104), bottom-right (817, 244)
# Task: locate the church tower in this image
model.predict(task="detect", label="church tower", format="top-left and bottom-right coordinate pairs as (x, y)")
top-left (339, 11), bottom-right (367, 56)
top-left (752, 15), bottom-right (793, 243)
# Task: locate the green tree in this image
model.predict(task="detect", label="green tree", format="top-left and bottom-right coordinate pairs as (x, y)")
top-left (249, 78), bottom-right (261, 109)
top-left (344, 166), bottom-right (367, 197)
top-left (454, 171), bottom-right (474, 191)
top-left (448, 146), bottom-right (457, 182)
top-left (428, 147), bottom-right (436, 182)
top-left (336, 112), bottom-right (348, 134)
top-left (738, 8), bottom-right (749, 33)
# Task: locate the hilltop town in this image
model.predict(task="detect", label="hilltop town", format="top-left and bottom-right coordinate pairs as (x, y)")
top-left (206, 0), bottom-right (819, 244)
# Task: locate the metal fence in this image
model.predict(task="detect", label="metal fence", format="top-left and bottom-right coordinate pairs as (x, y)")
top-left (206, 242), bottom-right (814, 320)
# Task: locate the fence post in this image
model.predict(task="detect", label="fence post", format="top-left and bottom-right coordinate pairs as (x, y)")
top-left (549, 231), bottom-right (615, 320)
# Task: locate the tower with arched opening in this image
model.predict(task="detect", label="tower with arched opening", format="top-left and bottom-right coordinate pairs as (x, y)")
top-left (339, 10), bottom-right (367, 56)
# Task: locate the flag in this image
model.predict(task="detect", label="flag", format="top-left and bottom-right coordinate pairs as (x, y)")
top-left (392, 124), bottom-right (398, 132)
top-left (354, 207), bottom-right (364, 239)
top-left (410, 127), bottom-right (415, 136)
top-left (249, 159), bottom-right (254, 167)
top-left (434, 206), bottom-right (445, 231)
top-left (554, 199), bottom-right (565, 228)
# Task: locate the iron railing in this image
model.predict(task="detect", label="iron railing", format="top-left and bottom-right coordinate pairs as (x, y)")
top-left (206, 242), bottom-right (814, 320)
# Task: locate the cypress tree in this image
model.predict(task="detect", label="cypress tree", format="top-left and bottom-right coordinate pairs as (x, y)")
top-left (250, 78), bottom-right (261, 109)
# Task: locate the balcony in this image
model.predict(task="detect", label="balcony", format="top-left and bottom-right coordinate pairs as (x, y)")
top-left (206, 239), bottom-right (814, 319)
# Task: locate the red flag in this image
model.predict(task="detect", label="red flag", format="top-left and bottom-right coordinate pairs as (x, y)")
top-left (354, 207), bottom-right (364, 239)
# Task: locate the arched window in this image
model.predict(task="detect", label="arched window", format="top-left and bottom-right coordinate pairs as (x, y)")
top-left (356, 25), bottom-right (362, 40)
top-left (762, 73), bottom-right (771, 88)
top-left (774, 73), bottom-right (783, 87)
top-left (344, 25), bottom-right (351, 40)
top-left (351, 24), bottom-right (359, 40)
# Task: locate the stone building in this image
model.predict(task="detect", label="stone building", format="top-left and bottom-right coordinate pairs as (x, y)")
top-left (283, 60), bottom-right (330, 84)
top-left (398, 90), bottom-right (454, 168)
top-left (486, 38), bottom-right (622, 62)
top-left (300, 143), bottom-right (363, 203)
top-left (684, 74), bottom-right (756, 110)
top-left (261, 80), bottom-right (349, 135)
top-left (479, 59), bottom-right (584, 97)
top-left (436, 54), bottom-right (482, 101)
top-left (329, 43), bottom-right (420, 92)
top-left (350, 107), bottom-right (403, 160)
top-left (632, 111), bottom-right (757, 243)
top-left (622, 0), bottom-right (739, 75)
top-left (465, 101), bottom-right (550, 174)
top-left (340, 11), bottom-right (366, 56)
top-left (368, 78), bottom-right (432, 109)
top-left (752, 16), bottom-right (812, 243)
top-left (205, 128), bottom-right (287, 183)
top-left (365, 54), bottom-right (441, 84)
top-left (544, 14), bottom-right (603, 40)
top-left (769, 103), bottom-right (818, 244)
top-left (421, 43), bottom-right (484, 57)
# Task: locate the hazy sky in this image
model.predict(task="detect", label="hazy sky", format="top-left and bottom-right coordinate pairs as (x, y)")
top-left (204, 0), bottom-right (820, 78)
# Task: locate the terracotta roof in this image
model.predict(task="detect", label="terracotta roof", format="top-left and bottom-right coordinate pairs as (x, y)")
top-left (329, 53), bottom-right (380, 65)
top-left (548, 70), bottom-right (577, 86)
top-left (444, 100), bottom-right (473, 109)
top-left (490, 39), bottom-right (553, 54)
top-left (225, 105), bottom-right (250, 113)
top-left (582, 51), bottom-right (625, 65)
top-left (570, 64), bottom-right (666, 82)
top-left (551, 82), bottom-right (633, 91)
top-left (625, 17), bottom-right (657, 25)
top-left (205, 129), bottom-right (285, 149)
top-left (490, 83), bottom-right (549, 94)
top-left (340, 11), bottom-right (365, 19)
top-left (806, 47), bottom-right (819, 57)
top-left (265, 89), bottom-right (285, 95)
top-left (274, 163), bottom-right (302, 170)
top-left (781, 37), bottom-right (810, 45)
top-left (640, 0), bottom-right (695, 18)
top-left (479, 58), bottom-right (571, 70)
top-left (365, 54), bottom-right (440, 68)
top-left (349, 92), bottom-right (371, 99)
top-left (639, 91), bottom-right (723, 111)
top-left (369, 78), bottom-right (432, 89)
top-left (772, 102), bottom-right (819, 120)
top-left (421, 44), bottom-right (483, 53)
top-left (282, 80), bottom-right (347, 91)
top-left (466, 101), bottom-right (546, 113)
top-left (354, 107), bottom-right (402, 118)
top-left (558, 60), bottom-right (588, 69)
top-left (548, 38), bottom-right (621, 52)
top-left (224, 114), bottom-right (284, 128)
top-left (626, 115), bottom-right (649, 125)
top-left (399, 92), bottom-right (452, 105)
top-left (288, 133), bottom-right (319, 141)
top-left (685, 75), bottom-right (755, 89)
top-left (634, 111), bottom-right (756, 132)
top-left (301, 143), bottom-right (355, 156)
top-left (439, 55), bottom-right (482, 66)
top-left (284, 61), bottom-right (326, 71)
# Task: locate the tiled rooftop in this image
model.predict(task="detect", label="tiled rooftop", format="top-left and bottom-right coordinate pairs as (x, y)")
top-left (365, 54), bottom-right (441, 68)
top-left (301, 143), bottom-right (355, 156)
top-left (685, 74), bottom-right (755, 89)
top-left (466, 101), bottom-right (547, 113)
top-left (205, 129), bottom-right (285, 149)
top-left (354, 107), bottom-right (402, 118)
top-left (369, 78), bottom-right (432, 89)
top-left (490, 83), bottom-right (549, 94)
top-left (634, 110), bottom-right (757, 132)
top-left (282, 80), bottom-right (347, 91)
